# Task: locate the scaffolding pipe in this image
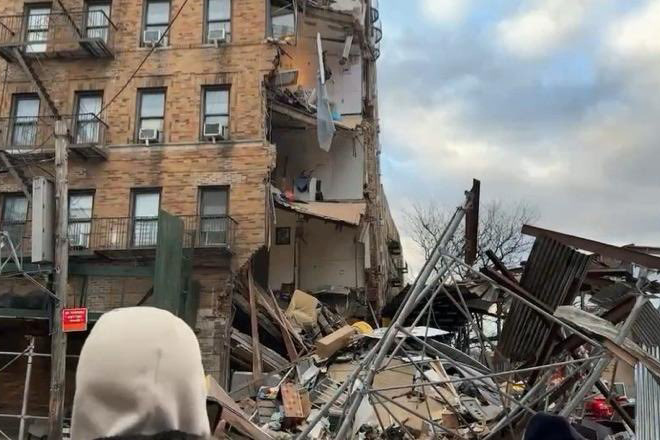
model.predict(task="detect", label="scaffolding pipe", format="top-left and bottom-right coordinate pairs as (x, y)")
top-left (18, 337), bottom-right (35, 440)
top-left (560, 294), bottom-right (647, 417)
top-left (334, 200), bottom-right (469, 439)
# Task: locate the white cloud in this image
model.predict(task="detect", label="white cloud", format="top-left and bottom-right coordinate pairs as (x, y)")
top-left (496, 0), bottom-right (590, 58)
top-left (421, 0), bottom-right (471, 24)
top-left (607, 1), bottom-right (660, 60)
top-left (380, 99), bottom-right (566, 186)
top-left (378, 0), bottom-right (660, 272)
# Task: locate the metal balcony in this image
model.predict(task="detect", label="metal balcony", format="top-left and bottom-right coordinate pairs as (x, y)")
top-left (0, 114), bottom-right (108, 159)
top-left (1, 215), bottom-right (237, 262)
top-left (0, 10), bottom-right (116, 63)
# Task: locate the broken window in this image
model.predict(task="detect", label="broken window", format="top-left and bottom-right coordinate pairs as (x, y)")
top-left (1, 194), bottom-right (28, 248)
top-left (199, 187), bottom-right (228, 245)
top-left (10, 94), bottom-right (40, 147)
top-left (74, 92), bottom-right (103, 144)
top-left (68, 192), bottom-right (94, 249)
top-left (25, 5), bottom-right (50, 53)
top-left (269, 0), bottom-right (296, 40)
top-left (205, 0), bottom-right (231, 43)
top-left (131, 190), bottom-right (160, 247)
top-left (85, 1), bottom-right (111, 42)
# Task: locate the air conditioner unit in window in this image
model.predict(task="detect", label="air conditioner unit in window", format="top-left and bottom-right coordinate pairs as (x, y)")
top-left (203, 123), bottom-right (228, 141)
top-left (139, 128), bottom-right (160, 145)
top-left (208, 28), bottom-right (227, 47)
top-left (143, 30), bottom-right (163, 46)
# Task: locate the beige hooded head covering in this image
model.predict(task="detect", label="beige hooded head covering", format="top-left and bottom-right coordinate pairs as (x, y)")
top-left (71, 307), bottom-right (210, 439)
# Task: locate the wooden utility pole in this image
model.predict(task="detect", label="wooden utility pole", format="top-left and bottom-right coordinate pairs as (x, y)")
top-left (48, 120), bottom-right (69, 440)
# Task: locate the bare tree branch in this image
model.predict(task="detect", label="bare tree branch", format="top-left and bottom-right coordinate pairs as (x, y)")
top-left (404, 199), bottom-right (539, 275)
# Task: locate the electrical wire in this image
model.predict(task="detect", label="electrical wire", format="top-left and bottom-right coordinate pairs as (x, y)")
top-left (99, 0), bottom-right (191, 114)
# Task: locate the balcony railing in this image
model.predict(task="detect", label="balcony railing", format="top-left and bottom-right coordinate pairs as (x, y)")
top-left (0, 114), bottom-right (108, 154)
top-left (1, 215), bottom-right (237, 259)
top-left (0, 10), bottom-right (116, 61)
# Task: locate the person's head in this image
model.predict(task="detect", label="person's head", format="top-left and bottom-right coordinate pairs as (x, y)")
top-left (71, 307), bottom-right (210, 440)
top-left (524, 413), bottom-right (585, 440)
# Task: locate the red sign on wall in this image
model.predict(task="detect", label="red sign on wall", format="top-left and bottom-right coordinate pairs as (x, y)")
top-left (62, 308), bottom-right (88, 332)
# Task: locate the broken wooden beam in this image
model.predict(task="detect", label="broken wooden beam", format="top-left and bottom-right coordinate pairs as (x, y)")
top-left (248, 267), bottom-right (263, 382)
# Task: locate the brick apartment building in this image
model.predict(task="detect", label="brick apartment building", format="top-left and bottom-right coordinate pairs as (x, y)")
top-left (0, 0), bottom-right (404, 433)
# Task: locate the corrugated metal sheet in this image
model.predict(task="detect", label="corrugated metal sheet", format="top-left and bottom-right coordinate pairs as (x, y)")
top-left (632, 302), bottom-right (660, 348)
top-left (635, 346), bottom-right (660, 440)
top-left (592, 288), bottom-right (660, 347)
top-left (498, 236), bottom-right (592, 362)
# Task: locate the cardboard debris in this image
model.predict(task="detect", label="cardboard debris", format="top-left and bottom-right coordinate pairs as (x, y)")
top-left (315, 325), bottom-right (356, 358)
top-left (285, 289), bottom-right (319, 328)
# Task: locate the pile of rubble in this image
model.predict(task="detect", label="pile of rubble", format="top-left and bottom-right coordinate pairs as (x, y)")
top-left (209, 186), bottom-right (660, 440)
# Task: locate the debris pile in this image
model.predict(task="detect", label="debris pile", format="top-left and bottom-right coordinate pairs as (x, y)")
top-left (210, 184), bottom-right (660, 439)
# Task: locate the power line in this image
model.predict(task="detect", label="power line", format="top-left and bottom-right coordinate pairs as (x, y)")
top-left (100, 0), bottom-right (191, 114)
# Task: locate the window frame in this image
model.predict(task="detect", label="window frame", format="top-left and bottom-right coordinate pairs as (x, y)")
top-left (24, 3), bottom-right (51, 53)
top-left (1, 193), bottom-right (28, 224)
top-left (136, 88), bottom-right (166, 143)
top-left (130, 188), bottom-right (161, 247)
top-left (68, 190), bottom-right (95, 249)
top-left (10, 93), bottom-right (41, 147)
top-left (1, 193), bottom-right (28, 248)
top-left (198, 186), bottom-right (229, 246)
top-left (141, 0), bottom-right (171, 47)
top-left (84, 0), bottom-right (112, 42)
top-left (200, 86), bottom-right (230, 140)
top-left (73, 90), bottom-right (103, 145)
top-left (203, 0), bottom-right (232, 44)
top-left (267, 0), bottom-right (297, 40)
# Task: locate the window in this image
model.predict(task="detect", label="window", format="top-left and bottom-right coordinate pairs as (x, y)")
top-left (1, 194), bottom-right (28, 248)
top-left (68, 193), bottom-right (94, 249)
top-left (142, 0), bottom-right (170, 46)
top-left (202, 87), bottom-right (229, 139)
top-left (85, 1), bottom-right (111, 41)
top-left (137, 89), bottom-right (165, 142)
top-left (199, 187), bottom-right (228, 245)
top-left (132, 190), bottom-right (160, 247)
top-left (11, 95), bottom-right (40, 147)
top-left (25, 5), bottom-right (50, 53)
top-left (269, 0), bottom-right (295, 40)
top-left (205, 0), bottom-right (231, 43)
top-left (74, 92), bottom-right (103, 144)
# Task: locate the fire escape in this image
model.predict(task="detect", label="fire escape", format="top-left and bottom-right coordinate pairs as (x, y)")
top-left (0, 0), bottom-right (115, 179)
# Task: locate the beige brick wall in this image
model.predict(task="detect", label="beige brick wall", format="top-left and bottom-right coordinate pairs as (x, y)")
top-left (0, 0), bottom-right (279, 383)
top-left (1, 0), bottom-right (277, 142)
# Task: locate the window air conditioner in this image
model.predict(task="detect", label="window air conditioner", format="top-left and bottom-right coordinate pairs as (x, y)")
top-left (203, 123), bottom-right (228, 140)
top-left (143, 30), bottom-right (163, 46)
top-left (208, 28), bottom-right (227, 47)
top-left (139, 128), bottom-right (159, 145)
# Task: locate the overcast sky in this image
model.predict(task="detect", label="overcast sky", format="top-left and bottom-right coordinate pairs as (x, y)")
top-left (378, 0), bottom-right (660, 272)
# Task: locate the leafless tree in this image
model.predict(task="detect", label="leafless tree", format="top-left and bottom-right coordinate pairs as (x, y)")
top-left (404, 199), bottom-right (539, 271)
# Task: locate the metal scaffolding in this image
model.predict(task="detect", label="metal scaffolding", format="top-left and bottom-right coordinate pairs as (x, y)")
top-left (291, 189), bottom-right (652, 439)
